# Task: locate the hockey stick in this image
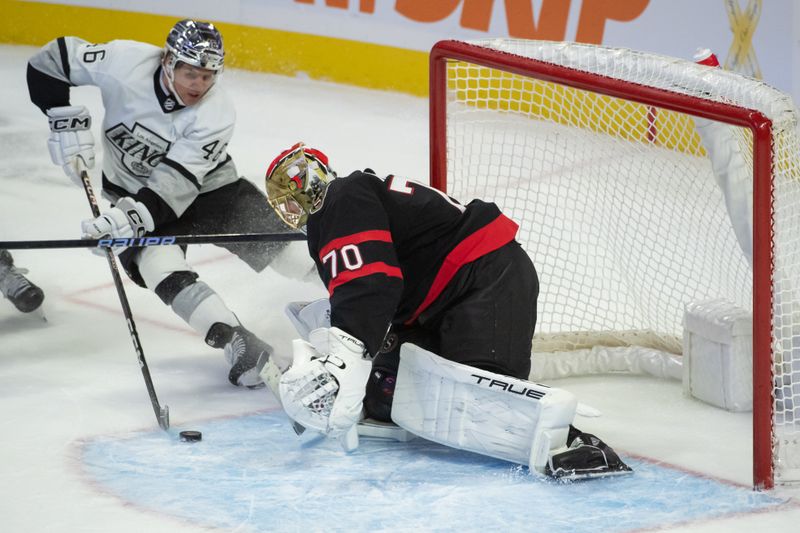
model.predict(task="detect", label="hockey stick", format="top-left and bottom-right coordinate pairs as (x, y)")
top-left (78, 167), bottom-right (170, 431)
top-left (0, 232), bottom-right (306, 251)
top-left (257, 354), bottom-right (306, 435)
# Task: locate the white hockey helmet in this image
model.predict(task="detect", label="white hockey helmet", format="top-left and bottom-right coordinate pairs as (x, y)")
top-left (265, 143), bottom-right (335, 230)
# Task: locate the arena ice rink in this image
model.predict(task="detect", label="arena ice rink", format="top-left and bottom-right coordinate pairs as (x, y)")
top-left (1, 43), bottom-right (800, 532)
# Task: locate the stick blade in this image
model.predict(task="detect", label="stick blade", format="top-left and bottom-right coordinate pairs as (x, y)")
top-left (158, 405), bottom-right (170, 430)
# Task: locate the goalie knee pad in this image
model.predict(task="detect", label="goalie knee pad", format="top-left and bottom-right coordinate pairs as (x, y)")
top-left (390, 343), bottom-right (577, 473)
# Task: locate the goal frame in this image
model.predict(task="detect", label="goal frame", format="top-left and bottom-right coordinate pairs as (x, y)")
top-left (428, 39), bottom-right (775, 490)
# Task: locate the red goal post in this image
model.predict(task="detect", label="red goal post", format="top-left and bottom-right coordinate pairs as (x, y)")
top-left (429, 39), bottom-right (800, 490)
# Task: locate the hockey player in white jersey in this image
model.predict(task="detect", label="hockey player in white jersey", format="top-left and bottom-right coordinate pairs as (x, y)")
top-left (26, 19), bottom-right (291, 387)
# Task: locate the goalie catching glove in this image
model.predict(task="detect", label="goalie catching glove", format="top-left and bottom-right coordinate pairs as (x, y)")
top-left (47, 105), bottom-right (95, 185)
top-left (279, 327), bottom-right (372, 448)
top-left (81, 197), bottom-right (155, 255)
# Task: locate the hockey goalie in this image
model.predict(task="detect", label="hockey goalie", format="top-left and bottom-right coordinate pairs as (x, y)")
top-left (261, 143), bottom-right (633, 480)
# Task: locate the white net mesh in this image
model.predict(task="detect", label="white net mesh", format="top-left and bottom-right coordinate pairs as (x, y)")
top-left (435, 39), bottom-right (800, 485)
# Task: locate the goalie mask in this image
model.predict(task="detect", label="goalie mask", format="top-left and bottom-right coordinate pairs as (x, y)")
top-left (163, 19), bottom-right (224, 104)
top-left (265, 143), bottom-right (335, 230)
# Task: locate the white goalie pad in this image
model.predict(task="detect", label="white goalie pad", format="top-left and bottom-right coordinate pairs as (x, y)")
top-left (391, 343), bottom-right (577, 473)
top-left (285, 299), bottom-right (331, 341)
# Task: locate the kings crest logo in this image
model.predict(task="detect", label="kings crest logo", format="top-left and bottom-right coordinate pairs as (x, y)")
top-left (106, 122), bottom-right (171, 177)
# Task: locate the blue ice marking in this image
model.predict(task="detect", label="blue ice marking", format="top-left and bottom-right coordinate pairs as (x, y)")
top-left (81, 411), bottom-right (787, 532)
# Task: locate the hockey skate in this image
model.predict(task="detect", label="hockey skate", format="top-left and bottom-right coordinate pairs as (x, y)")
top-left (205, 322), bottom-right (274, 389)
top-left (0, 249), bottom-right (44, 313)
top-left (545, 429), bottom-right (633, 481)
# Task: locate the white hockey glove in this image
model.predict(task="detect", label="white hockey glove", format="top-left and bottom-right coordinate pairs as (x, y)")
top-left (279, 327), bottom-right (372, 450)
top-left (81, 197), bottom-right (155, 255)
top-left (47, 105), bottom-right (95, 185)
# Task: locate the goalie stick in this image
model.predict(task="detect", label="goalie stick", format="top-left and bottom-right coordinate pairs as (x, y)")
top-left (257, 354), bottom-right (307, 435)
top-left (0, 232), bottom-right (306, 250)
top-left (78, 166), bottom-right (170, 431)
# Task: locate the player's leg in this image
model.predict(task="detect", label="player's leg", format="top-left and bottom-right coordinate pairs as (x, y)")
top-left (123, 244), bottom-right (272, 388)
top-left (397, 242), bottom-right (631, 478)
top-left (392, 343), bottom-right (576, 473)
top-left (437, 240), bottom-right (537, 379)
top-left (392, 343), bottom-right (632, 479)
top-left (0, 249), bottom-right (44, 313)
top-left (361, 241), bottom-right (535, 423)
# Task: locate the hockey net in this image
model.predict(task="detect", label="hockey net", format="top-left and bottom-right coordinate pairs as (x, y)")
top-left (429, 39), bottom-right (800, 489)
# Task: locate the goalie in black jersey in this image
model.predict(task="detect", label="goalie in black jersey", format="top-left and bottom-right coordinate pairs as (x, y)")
top-left (264, 143), bottom-right (632, 480)
top-left (26, 20), bottom-right (299, 387)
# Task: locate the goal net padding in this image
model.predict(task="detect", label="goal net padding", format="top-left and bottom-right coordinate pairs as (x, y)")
top-left (429, 39), bottom-right (800, 489)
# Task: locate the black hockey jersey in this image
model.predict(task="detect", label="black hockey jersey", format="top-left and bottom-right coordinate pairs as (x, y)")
top-left (306, 171), bottom-right (519, 355)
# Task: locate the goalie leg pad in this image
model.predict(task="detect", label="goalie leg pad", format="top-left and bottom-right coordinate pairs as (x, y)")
top-left (390, 343), bottom-right (577, 473)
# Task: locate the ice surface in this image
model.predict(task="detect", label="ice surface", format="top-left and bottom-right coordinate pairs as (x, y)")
top-left (81, 411), bottom-right (785, 532)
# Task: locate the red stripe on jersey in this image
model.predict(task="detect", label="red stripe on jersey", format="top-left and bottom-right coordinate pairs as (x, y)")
top-left (318, 230), bottom-right (393, 260)
top-left (405, 214), bottom-right (519, 324)
top-left (327, 262), bottom-right (403, 294)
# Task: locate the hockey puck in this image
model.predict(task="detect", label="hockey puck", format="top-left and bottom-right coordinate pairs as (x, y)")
top-left (179, 430), bottom-right (202, 442)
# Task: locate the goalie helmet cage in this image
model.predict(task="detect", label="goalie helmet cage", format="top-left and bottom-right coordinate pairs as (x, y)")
top-left (429, 39), bottom-right (800, 490)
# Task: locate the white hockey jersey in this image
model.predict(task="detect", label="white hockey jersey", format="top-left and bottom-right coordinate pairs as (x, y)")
top-left (28, 37), bottom-right (238, 225)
